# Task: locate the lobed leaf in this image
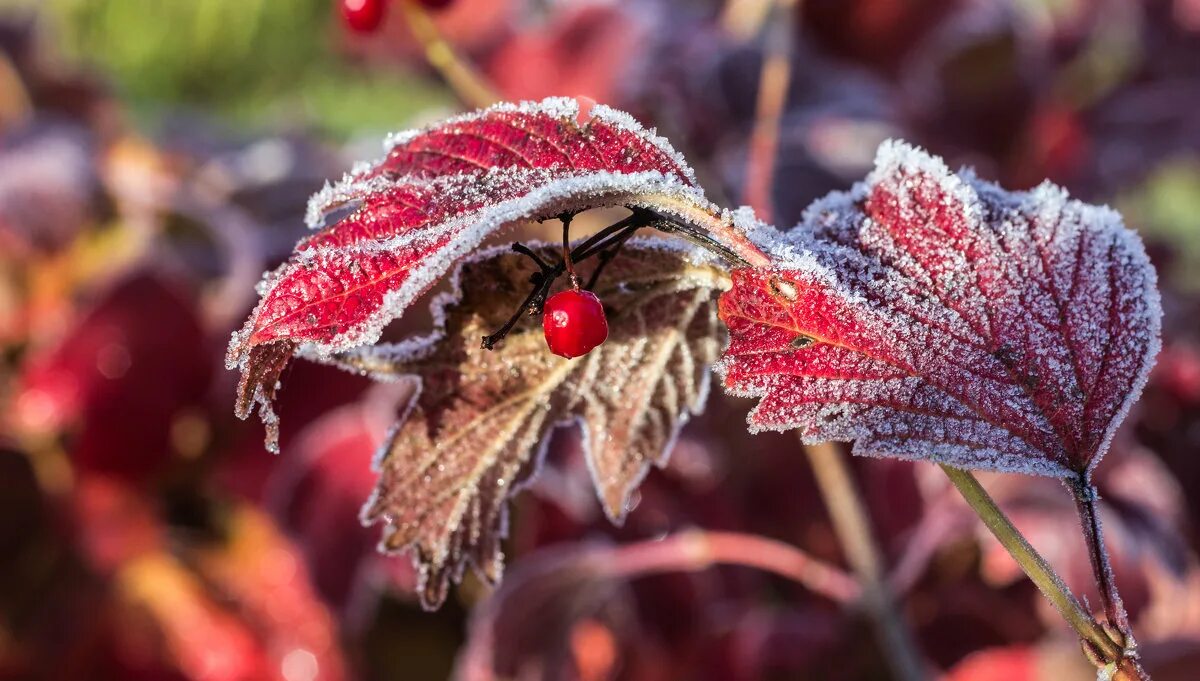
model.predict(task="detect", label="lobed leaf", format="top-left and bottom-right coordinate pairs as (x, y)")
top-left (328, 240), bottom-right (728, 609)
top-left (717, 140), bottom-right (1162, 477)
top-left (226, 97), bottom-right (732, 450)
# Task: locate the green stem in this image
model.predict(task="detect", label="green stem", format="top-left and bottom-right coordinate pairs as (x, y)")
top-left (805, 442), bottom-right (926, 681)
top-left (939, 465), bottom-right (1125, 662)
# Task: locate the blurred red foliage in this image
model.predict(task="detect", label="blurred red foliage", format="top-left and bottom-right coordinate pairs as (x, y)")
top-left (0, 1), bottom-right (1198, 679)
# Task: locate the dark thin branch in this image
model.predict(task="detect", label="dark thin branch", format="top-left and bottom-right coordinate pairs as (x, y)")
top-left (481, 204), bottom-right (752, 350)
top-left (584, 226), bottom-right (637, 291)
top-left (1071, 475), bottom-right (1131, 635)
top-left (480, 211), bottom-right (650, 350)
top-left (511, 242), bottom-right (554, 273)
top-left (572, 210), bottom-right (649, 258)
top-left (481, 274), bottom-right (553, 350)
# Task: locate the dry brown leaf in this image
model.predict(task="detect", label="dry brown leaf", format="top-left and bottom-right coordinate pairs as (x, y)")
top-left (328, 238), bottom-right (730, 609)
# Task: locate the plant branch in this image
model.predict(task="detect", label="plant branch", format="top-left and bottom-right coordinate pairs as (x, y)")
top-left (939, 465), bottom-right (1127, 662)
top-left (805, 442), bottom-right (926, 681)
top-left (398, 0), bottom-right (498, 109)
top-left (720, 0), bottom-right (775, 40)
top-left (455, 529), bottom-right (860, 680)
top-left (1070, 472), bottom-right (1142, 681)
top-left (481, 211), bottom-right (649, 349)
top-left (1071, 477), bottom-right (1125, 627)
top-left (742, 0), bottom-right (796, 223)
top-left (1070, 475), bottom-right (1136, 650)
top-left (602, 529), bottom-right (861, 603)
top-left (583, 227), bottom-right (637, 291)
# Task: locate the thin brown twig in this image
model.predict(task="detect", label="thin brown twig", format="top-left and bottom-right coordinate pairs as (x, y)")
top-left (455, 530), bottom-right (860, 681)
top-left (742, 0), bottom-right (797, 224)
top-left (398, 0), bottom-right (498, 109)
top-left (720, 0), bottom-right (776, 41)
top-left (602, 529), bottom-right (861, 603)
top-left (805, 442), bottom-right (926, 681)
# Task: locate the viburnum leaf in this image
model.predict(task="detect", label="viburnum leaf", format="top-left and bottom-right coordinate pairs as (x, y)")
top-left (325, 240), bottom-right (727, 609)
top-left (226, 97), bottom-right (743, 451)
top-left (717, 140), bottom-right (1161, 477)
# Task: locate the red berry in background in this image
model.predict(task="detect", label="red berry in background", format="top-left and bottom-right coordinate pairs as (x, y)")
top-left (417, 0), bottom-right (456, 9)
top-left (341, 0), bottom-right (386, 33)
top-left (543, 289), bottom-right (608, 359)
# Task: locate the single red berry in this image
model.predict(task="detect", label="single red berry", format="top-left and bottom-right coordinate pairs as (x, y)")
top-left (543, 289), bottom-right (608, 359)
top-left (341, 0), bottom-right (386, 33)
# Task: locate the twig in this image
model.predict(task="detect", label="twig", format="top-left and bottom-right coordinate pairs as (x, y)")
top-left (511, 242), bottom-right (554, 273)
top-left (1070, 475), bottom-right (1130, 635)
top-left (603, 529), bottom-right (860, 602)
top-left (583, 227), bottom-right (636, 291)
top-left (720, 0), bottom-right (776, 40)
top-left (480, 272), bottom-right (553, 350)
top-left (480, 212), bottom-right (649, 349)
top-left (1069, 475), bottom-right (1149, 681)
top-left (455, 529), bottom-right (860, 681)
top-left (742, 0), bottom-right (797, 223)
top-left (398, 0), bottom-right (498, 109)
top-left (939, 465), bottom-right (1127, 663)
top-left (805, 442), bottom-right (926, 681)
top-left (561, 213), bottom-right (579, 287)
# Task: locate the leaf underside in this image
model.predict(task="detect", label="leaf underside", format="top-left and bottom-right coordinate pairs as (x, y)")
top-left (332, 240), bottom-right (728, 609)
top-left (226, 97), bottom-right (719, 451)
top-left (718, 140), bottom-right (1162, 477)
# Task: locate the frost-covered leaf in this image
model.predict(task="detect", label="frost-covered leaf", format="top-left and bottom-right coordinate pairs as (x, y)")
top-left (227, 96), bottom-right (731, 451)
top-left (333, 240), bottom-right (727, 609)
top-left (718, 140), bottom-right (1162, 476)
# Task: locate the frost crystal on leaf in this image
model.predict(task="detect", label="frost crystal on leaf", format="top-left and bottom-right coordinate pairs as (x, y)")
top-left (227, 97), bottom-right (726, 450)
top-left (327, 241), bottom-right (728, 609)
top-left (717, 140), bottom-right (1162, 477)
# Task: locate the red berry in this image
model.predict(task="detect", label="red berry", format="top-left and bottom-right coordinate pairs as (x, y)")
top-left (543, 289), bottom-right (608, 359)
top-left (341, 0), bottom-right (386, 33)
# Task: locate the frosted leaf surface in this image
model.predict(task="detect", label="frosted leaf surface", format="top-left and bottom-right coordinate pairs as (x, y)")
top-left (227, 97), bottom-right (725, 450)
top-left (717, 140), bottom-right (1162, 477)
top-left (329, 240), bottom-right (728, 609)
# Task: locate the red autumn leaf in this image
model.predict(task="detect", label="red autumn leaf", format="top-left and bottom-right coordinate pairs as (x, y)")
top-left (227, 96), bottom-right (733, 451)
top-left (717, 140), bottom-right (1161, 476)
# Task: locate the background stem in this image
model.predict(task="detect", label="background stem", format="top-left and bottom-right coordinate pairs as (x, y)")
top-left (741, 0), bottom-right (797, 223)
top-left (805, 442), bottom-right (926, 681)
top-left (939, 465), bottom-right (1126, 662)
top-left (603, 529), bottom-right (860, 602)
top-left (399, 0), bottom-right (498, 108)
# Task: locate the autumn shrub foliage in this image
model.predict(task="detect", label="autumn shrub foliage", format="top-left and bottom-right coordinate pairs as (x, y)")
top-left (228, 96), bottom-right (1161, 677)
top-left (8, 2), bottom-right (1200, 680)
